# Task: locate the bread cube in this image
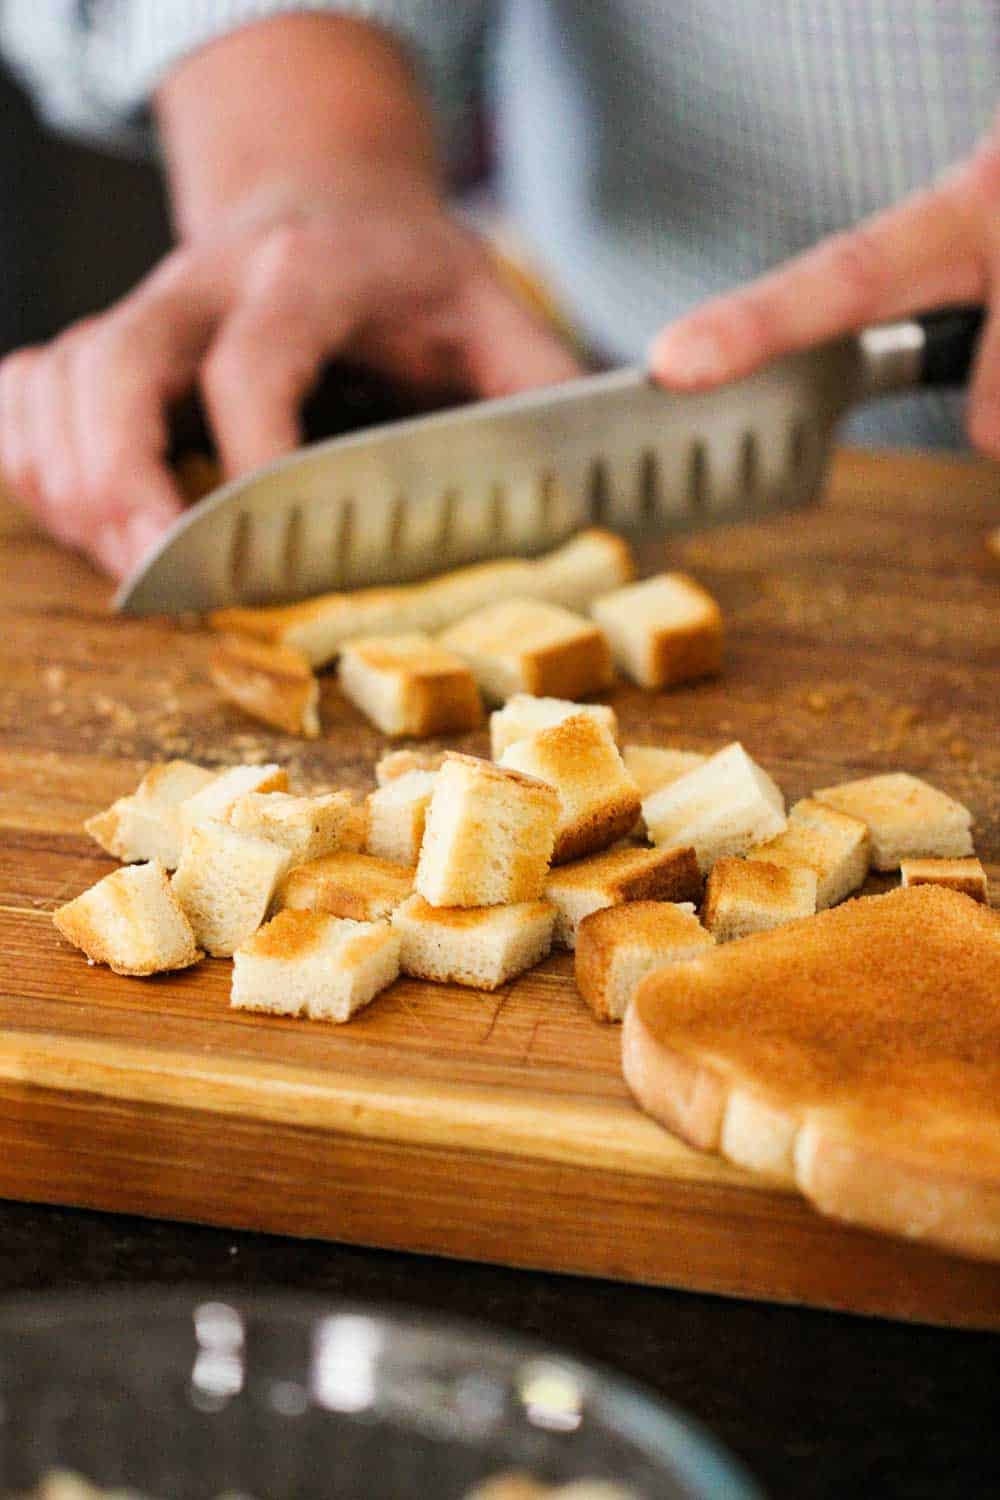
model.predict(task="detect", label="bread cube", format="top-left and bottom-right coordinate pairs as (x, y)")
top-left (53, 861), bottom-right (201, 976)
top-left (812, 772), bottom-right (974, 870)
top-left (178, 763), bottom-right (287, 845)
top-left (501, 716), bottom-right (641, 864)
top-left (642, 741), bottom-right (786, 873)
top-left (85, 760), bottom-right (215, 870)
top-left (338, 801), bottom-right (369, 852)
top-left (489, 694), bottom-right (618, 760)
top-left (278, 851), bottom-right (415, 921)
top-left (209, 634), bottom-right (320, 737)
top-left (171, 819), bottom-right (292, 957)
top-left (392, 894), bottom-right (556, 990)
top-left (900, 856), bottom-right (988, 903)
top-left (232, 910), bottom-right (400, 1022)
top-left (531, 527), bottom-right (634, 612)
top-left (591, 572), bottom-right (723, 690)
top-left (545, 843), bottom-right (702, 949)
top-left (575, 900), bottom-right (713, 1022)
top-left (439, 598), bottom-right (613, 704)
top-left (748, 796), bottom-right (870, 909)
top-left (374, 748), bottom-right (447, 785)
top-left (415, 754), bottom-right (559, 907)
top-left (366, 769), bottom-right (438, 866)
top-left (703, 857), bottom-right (817, 943)
top-left (227, 789), bottom-right (354, 864)
top-left (338, 632), bottom-right (483, 737)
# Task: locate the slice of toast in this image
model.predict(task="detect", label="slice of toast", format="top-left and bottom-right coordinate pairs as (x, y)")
top-left (227, 789), bottom-right (354, 864)
top-left (747, 796), bottom-right (870, 909)
top-left (209, 634), bottom-right (320, 737)
top-left (171, 819), bottom-right (292, 957)
top-left (623, 886), bottom-right (1000, 1259)
top-left (642, 742), bottom-right (785, 873)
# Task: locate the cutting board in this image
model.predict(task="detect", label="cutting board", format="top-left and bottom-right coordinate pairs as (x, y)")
top-left (2, 450), bottom-right (999, 1329)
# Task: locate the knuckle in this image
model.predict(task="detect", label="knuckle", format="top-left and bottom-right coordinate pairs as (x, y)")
top-left (250, 221), bottom-right (316, 292)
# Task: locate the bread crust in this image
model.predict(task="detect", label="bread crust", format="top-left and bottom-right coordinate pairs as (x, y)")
top-left (209, 634), bottom-right (320, 737)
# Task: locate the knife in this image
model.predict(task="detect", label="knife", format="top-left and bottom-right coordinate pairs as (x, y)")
top-left (116, 306), bottom-right (983, 616)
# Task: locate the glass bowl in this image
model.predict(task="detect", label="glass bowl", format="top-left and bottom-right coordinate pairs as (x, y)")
top-left (0, 1290), bottom-right (762, 1499)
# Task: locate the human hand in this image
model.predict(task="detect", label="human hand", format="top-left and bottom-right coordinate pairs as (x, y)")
top-left (650, 114), bottom-right (1000, 455)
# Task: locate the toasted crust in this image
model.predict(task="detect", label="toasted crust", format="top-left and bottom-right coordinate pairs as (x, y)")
top-left (375, 748), bottom-right (448, 785)
top-left (338, 632), bottom-right (483, 737)
top-left (209, 634), bottom-right (320, 737)
top-left (500, 716), bottom-right (640, 864)
top-left (545, 843), bottom-right (702, 948)
top-left (208, 530), bottom-right (632, 668)
top-left (623, 886), bottom-right (1000, 1258)
top-left (900, 856), bottom-right (988, 902)
top-left (591, 572), bottom-right (723, 689)
top-left (278, 851), bottom-right (415, 920)
top-left (575, 900), bottom-right (713, 1022)
top-left (489, 695), bottom-right (618, 760)
top-left (232, 910), bottom-right (400, 1022)
top-left (227, 789), bottom-right (354, 863)
top-left (702, 856), bottom-right (817, 942)
top-left (440, 599), bottom-right (614, 704)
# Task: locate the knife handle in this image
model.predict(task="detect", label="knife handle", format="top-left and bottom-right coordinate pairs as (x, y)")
top-left (917, 305), bottom-right (985, 386)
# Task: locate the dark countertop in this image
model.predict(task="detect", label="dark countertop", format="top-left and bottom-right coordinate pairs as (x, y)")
top-left (2, 1198), bottom-right (994, 1500)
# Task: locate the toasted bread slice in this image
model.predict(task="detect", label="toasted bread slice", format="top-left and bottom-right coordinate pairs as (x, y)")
top-left (85, 760), bottom-right (214, 870)
top-left (415, 754), bottom-right (559, 907)
top-left (278, 851), bottom-right (415, 921)
top-left (703, 856), bottom-right (817, 942)
top-left (747, 796), bottom-right (870, 909)
top-left (642, 742), bottom-right (785, 873)
top-left (392, 894), bottom-right (556, 990)
top-left (500, 716), bottom-right (640, 864)
top-left (900, 856), bottom-right (988, 903)
top-left (439, 599), bottom-right (614, 705)
top-left (575, 900), bottom-right (712, 1022)
top-left (208, 531), bottom-right (632, 668)
top-left (623, 886), bottom-right (1000, 1259)
top-left (209, 634), bottom-right (320, 737)
top-left (490, 694), bottom-right (618, 760)
top-left (232, 909), bottom-right (400, 1022)
top-left (54, 861), bottom-right (202, 976)
top-left (338, 632), bottom-right (483, 737)
top-left (374, 748), bottom-right (448, 785)
top-left (812, 772), bottom-right (973, 870)
top-left (177, 763), bottom-right (288, 846)
top-left (171, 819), bottom-right (292, 957)
top-left (227, 789), bottom-right (354, 864)
top-left (591, 572), bottom-right (723, 690)
top-left (366, 769), bottom-right (439, 866)
top-left (545, 843), bottom-right (702, 949)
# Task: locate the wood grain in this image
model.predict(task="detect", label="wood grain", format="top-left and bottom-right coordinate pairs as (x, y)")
top-left (1, 449), bottom-right (999, 1328)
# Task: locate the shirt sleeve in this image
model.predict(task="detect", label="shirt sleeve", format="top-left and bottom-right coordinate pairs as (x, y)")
top-left (0, 1), bottom-right (488, 164)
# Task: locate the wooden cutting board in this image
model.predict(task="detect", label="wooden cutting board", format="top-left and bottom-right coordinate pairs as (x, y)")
top-left (1, 449), bottom-right (999, 1329)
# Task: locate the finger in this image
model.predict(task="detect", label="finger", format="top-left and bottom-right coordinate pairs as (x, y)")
top-left (25, 334), bottom-right (86, 541)
top-left (0, 347), bottom-right (44, 509)
top-left (459, 273), bottom-right (583, 397)
top-left (650, 180), bottom-right (984, 391)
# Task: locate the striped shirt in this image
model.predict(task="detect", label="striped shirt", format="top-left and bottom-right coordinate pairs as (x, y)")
top-left (2, 1), bottom-right (996, 445)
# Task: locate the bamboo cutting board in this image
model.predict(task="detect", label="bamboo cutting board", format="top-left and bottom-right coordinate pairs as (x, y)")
top-left (1, 450), bottom-right (999, 1329)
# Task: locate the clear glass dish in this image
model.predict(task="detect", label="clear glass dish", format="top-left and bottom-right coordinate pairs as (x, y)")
top-left (0, 1290), bottom-right (763, 1499)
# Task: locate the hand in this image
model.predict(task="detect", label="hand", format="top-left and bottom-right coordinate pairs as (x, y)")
top-left (650, 112), bottom-right (1000, 455)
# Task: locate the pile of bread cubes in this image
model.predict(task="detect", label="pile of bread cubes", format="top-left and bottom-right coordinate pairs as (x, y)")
top-left (54, 529), bottom-right (986, 1027)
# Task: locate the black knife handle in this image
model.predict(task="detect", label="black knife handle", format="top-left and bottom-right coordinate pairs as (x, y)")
top-left (917, 305), bottom-right (985, 386)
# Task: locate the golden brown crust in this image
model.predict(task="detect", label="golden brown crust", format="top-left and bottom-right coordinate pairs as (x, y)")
top-left (395, 894), bottom-right (553, 931)
top-left (442, 752), bottom-right (556, 801)
top-left (240, 908), bottom-right (332, 960)
top-left (648, 610), bottom-right (724, 690)
top-left (523, 626), bottom-right (615, 700)
top-left (278, 852), bottom-right (415, 920)
top-left (553, 798), bottom-right (642, 864)
top-left (702, 856), bottom-right (808, 929)
top-left (576, 900), bottom-right (712, 1023)
top-left (899, 857), bottom-right (988, 902)
top-left (209, 634), bottom-right (320, 737)
top-left (547, 844), bottom-right (702, 904)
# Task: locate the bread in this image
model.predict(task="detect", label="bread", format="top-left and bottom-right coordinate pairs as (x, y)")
top-left (208, 634), bottom-right (319, 737)
top-left (812, 772), bottom-right (974, 870)
top-left (278, 851), bottom-right (415, 921)
top-left (415, 754), bottom-right (559, 907)
top-left (642, 742), bottom-right (786, 873)
top-left (392, 894), bottom-right (556, 990)
top-left (375, 748), bottom-right (448, 785)
top-left (500, 716), bottom-right (640, 864)
top-left (622, 886), bottom-right (1000, 1259)
top-left (545, 843), bottom-right (702, 949)
top-left (338, 632), bottom-right (483, 737)
top-left (208, 530), bottom-right (633, 669)
top-left (702, 856), bottom-right (817, 942)
top-left (900, 856), bottom-right (988, 903)
top-left (171, 819), bottom-right (292, 957)
top-left (53, 861), bottom-right (201, 976)
top-left (227, 789), bottom-right (355, 863)
top-left (620, 745), bottom-right (707, 801)
top-left (85, 760), bottom-right (214, 870)
top-left (232, 909), bottom-right (400, 1022)
top-left (591, 572), bottom-right (723, 690)
top-left (439, 599), bottom-right (614, 705)
top-left (489, 694), bottom-right (618, 760)
top-left (338, 801), bottom-right (369, 852)
top-left (177, 763), bottom-right (288, 846)
top-left (366, 769), bottom-right (439, 866)
top-left (575, 900), bottom-right (712, 1022)
top-left (747, 796), bottom-right (870, 909)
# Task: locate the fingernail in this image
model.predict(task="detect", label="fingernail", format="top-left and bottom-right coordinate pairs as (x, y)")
top-left (650, 328), bottom-right (726, 386)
